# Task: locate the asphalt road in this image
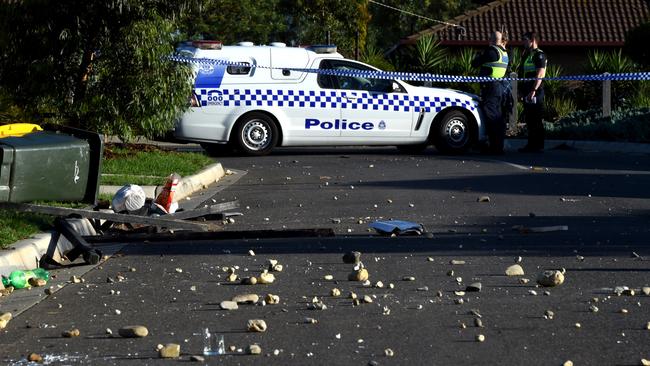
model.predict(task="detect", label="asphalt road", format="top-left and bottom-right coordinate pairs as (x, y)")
top-left (1, 147), bottom-right (650, 365)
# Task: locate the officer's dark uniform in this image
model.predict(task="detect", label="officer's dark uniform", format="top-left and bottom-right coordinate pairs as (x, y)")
top-left (521, 48), bottom-right (547, 151)
top-left (471, 45), bottom-right (509, 154)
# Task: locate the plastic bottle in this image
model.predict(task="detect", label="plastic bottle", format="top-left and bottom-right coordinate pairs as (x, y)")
top-left (1, 268), bottom-right (50, 289)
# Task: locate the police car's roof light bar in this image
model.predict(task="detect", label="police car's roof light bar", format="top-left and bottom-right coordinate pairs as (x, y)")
top-left (305, 45), bottom-right (337, 54)
top-left (192, 40), bottom-right (223, 50)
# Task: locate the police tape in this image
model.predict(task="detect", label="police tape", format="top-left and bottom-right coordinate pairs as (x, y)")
top-left (167, 55), bottom-right (650, 83)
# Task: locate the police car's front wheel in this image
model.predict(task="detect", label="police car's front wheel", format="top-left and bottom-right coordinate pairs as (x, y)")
top-left (234, 113), bottom-right (279, 156)
top-left (434, 110), bottom-right (474, 154)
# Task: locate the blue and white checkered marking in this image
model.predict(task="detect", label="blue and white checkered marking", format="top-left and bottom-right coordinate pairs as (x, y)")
top-left (196, 88), bottom-right (477, 113)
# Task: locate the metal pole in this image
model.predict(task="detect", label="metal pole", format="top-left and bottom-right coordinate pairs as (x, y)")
top-left (510, 72), bottom-right (518, 131)
top-left (602, 72), bottom-right (611, 118)
top-left (326, 30), bottom-right (331, 45)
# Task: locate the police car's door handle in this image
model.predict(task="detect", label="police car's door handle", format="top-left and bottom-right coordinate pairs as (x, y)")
top-left (344, 96), bottom-right (358, 101)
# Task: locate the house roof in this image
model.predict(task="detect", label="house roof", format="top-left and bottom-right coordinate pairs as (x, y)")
top-left (402, 0), bottom-right (650, 47)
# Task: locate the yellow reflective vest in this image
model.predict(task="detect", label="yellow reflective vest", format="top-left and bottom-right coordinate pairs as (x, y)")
top-left (482, 45), bottom-right (509, 78)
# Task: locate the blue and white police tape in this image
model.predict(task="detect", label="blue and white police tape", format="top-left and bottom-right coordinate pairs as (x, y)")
top-left (167, 55), bottom-right (650, 83)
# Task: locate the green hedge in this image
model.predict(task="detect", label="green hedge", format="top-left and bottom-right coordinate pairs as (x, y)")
top-left (544, 107), bottom-right (650, 142)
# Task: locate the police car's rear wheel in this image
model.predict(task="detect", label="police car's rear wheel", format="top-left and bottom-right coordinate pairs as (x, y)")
top-left (234, 113), bottom-right (278, 156)
top-left (434, 110), bottom-right (474, 154)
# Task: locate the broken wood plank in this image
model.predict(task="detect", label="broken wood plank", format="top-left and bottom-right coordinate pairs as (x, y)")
top-left (0, 202), bottom-right (209, 231)
top-left (168, 201), bottom-right (239, 220)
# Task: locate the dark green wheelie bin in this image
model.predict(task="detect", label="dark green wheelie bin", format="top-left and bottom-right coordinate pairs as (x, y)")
top-left (0, 125), bottom-right (103, 204)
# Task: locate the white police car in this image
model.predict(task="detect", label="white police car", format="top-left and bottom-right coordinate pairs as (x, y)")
top-left (174, 41), bottom-right (485, 156)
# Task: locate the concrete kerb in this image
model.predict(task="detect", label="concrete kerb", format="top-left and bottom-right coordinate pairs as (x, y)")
top-left (0, 162), bottom-right (227, 285)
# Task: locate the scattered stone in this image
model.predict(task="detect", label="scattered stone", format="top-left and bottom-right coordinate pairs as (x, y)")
top-left (417, 286), bottom-right (429, 292)
top-left (272, 264), bottom-right (284, 272)
top-left (0, 312), bottom-right (12, 329)
top-left (343, 251), bottom-right (362, 264)
top-left (247, 344), bottom-right (262, 355)
top-left (28, 278), bottom-right (47, 287)
top-left (226, 273), bottom-right (238, 282)
top-left (129, 267), bottom-right (136, 272)
top-left (258, 271), bottom-right (275, 284)
top-left (589, 305), bottom-right (599, 313)
top-left (470, 309), bottom-right (482, 318)
top-left (331, 288), bottom-right (341, 297)
top-left (447, 270), bottom-right (454, 276)
top-left (575, 323), bottom-right (581, 329)
top-left (454, 291), bottom-right (466, 296)
top-left (450, 259), bottom-right (466, 265)
top-left (388, 283), bottom-right (395, 289)
top-left (232, 294), bottom-right (259, 304)
top-left (460, 323), bottom-right (467, 329)
top-left (474, 318), bottom-right (483, 328)
top-left (114, 309), bottom-right (122, 315)
top-left (641, 359), bottom-right (650, 366)
top-left (304, 317), bottom-right (318, 324)
top-left (427, 257), bottom-right (434, 262)
top-left (324, 274), bottom-right (334, 281)
top-left (402, 276), bottom-right (416, 281)
top-left (247, 319), bottom-right (267, 332)
top-left (384, 348), bottom-right (395, 357)
top-left (220, 301), bottom-right (239, 310)
top-left (349, 268), bottom-right (369, 282)
top-left (70, 276), bottom-right (82, 284)
top-left (642, 287), bottom-right (650, 296)
top-left (62, 328), bottom-right (80, 338)
top-left (349, 292), bottom-right (358, 300)
top-left (190, 355), bottom-right (205, 362)
top-left (623, 289), bottom-right (636, 296)
top-left (544, 310), bottom-right (554, 320)
top-left (515, 256), bottom-right (523, 263)
top-left (375, 281), bottom-right (384, 288)
top-left (529, 290), bottom-right (538, 296)
top-left (505, 264), bottom-right (524, 276)
top-left (563, 361), bottom-right (574, 366)
top-left (536, 270), bottom-right (565, 287)
top-left (466, 282), bottom-right (482, 292)
top-left (265, 294), bottom-right (280, 304)
top-left (189, 285), bottom-right (197, 292)
top-left (476, 334), bottom-right (486, 342)
top-left (310, 301), bottom-right (327, 310)
top-left (28, 353), bottom-right (42, 363)
top-left (454, 298), bottom-right (464, 305)
top-left (159, 343), bottom-right (180, 358)
top-left (363, 295), bottom-right (373, 304)
top-left (106, 328), bottom-right (113, 335)
top-left (248, 249), bottom-right (256, 256)
top-left (477, 196), bottom-right (490, 203)
top-left (519, 278), bottom-right (530, 284)
top-left (175, 268), bottom-right (183, 273)
top-left (436, 291), bottom-right (443, 297)
top-left (241, 277), bottom-right (258, 285)
top-left (118, 325), bottom-right (149, 338)
top-left (620, 308), bottom-right (629, 314)
top-left (383, 306), bottom-right (391, 315)
top-left (352, 298), bottom-right (361, 306)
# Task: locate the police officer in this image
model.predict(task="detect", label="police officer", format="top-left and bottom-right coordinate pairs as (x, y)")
top-left (519, 31), bottom-right (547, 153)
top-left (471, 31), bottom-right (509, 154)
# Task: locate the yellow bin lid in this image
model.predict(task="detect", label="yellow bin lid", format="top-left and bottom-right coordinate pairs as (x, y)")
top-left (0, 123), bottom-right (43, 138)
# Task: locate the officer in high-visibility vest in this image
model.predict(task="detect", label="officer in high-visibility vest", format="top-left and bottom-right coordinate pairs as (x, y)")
top-left (471, 31), bottom-right (509, 154)
top-left (519, 31), bottom-right (547, 153)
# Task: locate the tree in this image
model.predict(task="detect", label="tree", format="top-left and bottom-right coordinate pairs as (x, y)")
top-left (0, 1), bottom-right (198, 140)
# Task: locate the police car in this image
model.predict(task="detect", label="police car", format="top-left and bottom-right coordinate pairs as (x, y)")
top-left (174, 41), bottom-right (485, 156)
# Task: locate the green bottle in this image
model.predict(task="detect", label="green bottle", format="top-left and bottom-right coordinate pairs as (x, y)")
top-left (1, 268), bottom-right (50, 289)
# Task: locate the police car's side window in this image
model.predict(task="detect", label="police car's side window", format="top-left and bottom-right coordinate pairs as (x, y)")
top-left (318, 59), bottom-right (400, 93)
top-left (227, 63), bottom-right (251, 75)
top-left (317, 60), bottom-right (336, 89)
